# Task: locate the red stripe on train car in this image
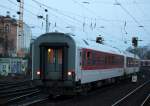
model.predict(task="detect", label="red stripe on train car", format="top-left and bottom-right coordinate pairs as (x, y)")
top-left (81, 65), bottom-right (124, 70)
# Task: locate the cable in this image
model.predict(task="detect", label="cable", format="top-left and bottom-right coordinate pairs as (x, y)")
top-left (32, 0), bottom-right (83, 23)
top-left (7, 0), bottom-right (46, 21)
top-left (31, 0), bottom-right (90, 32)
top-left (7, 0), bottom-right (83, 32)
top-left (0, 4), bottom-right (17, 13)
top-left (115, 0), bottom-right (150, 37)
top-left (133, 0), bottom-right (150, 21)
top-left (72, 0), bottom-right (109, 22)
top-left (7, 0), bottom-right (18, 5)
top-left (3, 0), bottom-right (46, 33)
top-left (72, 0), bottom-right (129, 23)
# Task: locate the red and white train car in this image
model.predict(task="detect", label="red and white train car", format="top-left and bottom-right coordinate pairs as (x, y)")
top-left (140, 60), bottom-right (150, 71)
top-left (124, 51), bottom-right (140, 75)
top-left (32, 32), bottom-right (140, 95)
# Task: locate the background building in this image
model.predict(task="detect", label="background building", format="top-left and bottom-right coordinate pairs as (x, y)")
top-left (17, 22), bottom-right (32, 57)
top-left (0, 15), bottom-right (32, 57)
top-left (0, 15), bottom-right (17, 57)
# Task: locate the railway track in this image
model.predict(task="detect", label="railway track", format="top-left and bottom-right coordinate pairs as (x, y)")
top-left (141, 93), bottom-right (150, 106)
top-left (0, 80), bottom-right (33, 89)
top-left (0, 80), bottom-right (49, 106)
top-left (111, 80), bottom-right (150, 106)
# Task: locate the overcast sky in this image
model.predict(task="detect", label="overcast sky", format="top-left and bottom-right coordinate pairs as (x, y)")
top-left (0, 0), bottom-right (150, 50)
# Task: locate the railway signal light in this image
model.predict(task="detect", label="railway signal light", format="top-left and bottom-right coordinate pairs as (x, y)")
top-left (17, 11), bottom-right (21, 15)
top-left (96, 36), bottom-right (104, 44)
top-left (132, 37), bottom-right (138, 47)
top-left (17, 0), bottom-right (21, 2)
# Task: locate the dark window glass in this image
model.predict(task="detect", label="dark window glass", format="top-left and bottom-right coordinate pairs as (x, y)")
top-left (87, 51), bottom-right (91, 59)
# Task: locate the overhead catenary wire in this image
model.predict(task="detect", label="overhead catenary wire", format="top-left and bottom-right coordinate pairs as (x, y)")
top-left (72, 0), bottom-right (108, 22)
top-left (133, 1), bottom-right (150, 22)
top-left (6, 0), bottom-right (82, 32)
top-left (30, 0), bottom-right (83, 27)
top-left (4, 0), bottom-right (149, 44)
top-left (31, 0), bottom-right (91, 31)
top-left (7, 0), bottom-right (18, 5)
top-left (7, 0), bottom-right (42, 20)
top-left (72, 0), bottom-right (126, 23)
top-left (0, 0), bottom-right (44, 31)
top-left (0, 4), bottom-right (17, 13)
top-left (9, 0), bottom-right (124, 23)
top-left (115, 0), bottom-right (150, 37)
top-left (31, 0), bottom-right (129, 29)
top-left (32, 0), bottom-right (83, 24)
top-left (71, 0), bottom-right (131, 40)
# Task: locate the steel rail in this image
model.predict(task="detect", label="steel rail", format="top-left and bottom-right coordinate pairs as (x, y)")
top-left (111, 80), bottom-right (150, 106)
top-left (141, 94), bottom-right (150, 106)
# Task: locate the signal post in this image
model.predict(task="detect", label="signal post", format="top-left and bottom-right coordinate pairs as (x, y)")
top-left (132, 37), bottom-right (138, 82)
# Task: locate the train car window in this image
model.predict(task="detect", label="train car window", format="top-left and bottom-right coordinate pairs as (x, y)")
top-left (141, 62), bottom-right (143, 66)
top-left (95, 52), bottom-right (99, 65)
top-left (116, 56), bottom-right (119, 65)
top-left (86, 51), bottom-right (92, 65)
top-left (145, 62), bottom-right (148, 66)
top-left (92, 52), bottom-right (96, 65)
top-left (118, 57), bottom-right (121, 64)
top-left (100, 56), bottom-right (105, 64)
top-left (119, 56), bottom-right (124, 65)
top-left (108, 56), bottom-right (111, 64)
top-left (143, 61), bottom-right (146, 66)
top-left (82, 50), bottom-right (86, 66)
top-left (58, 49), bottom-right (62, 64)
top-left (115, 56), bottom-right (119, 64)
top-left (86, 51), bottom-right (91, 59)
top-left (127, 57), bottom-right (129, 67)
top-left (112, 56), bottom-right (115, 64)
top-left (47, 48), bottom-right (54, 64)
top-left (148, 61), bottom-right (150, 66)
top-left (105, 56), bottom-right (108, 64)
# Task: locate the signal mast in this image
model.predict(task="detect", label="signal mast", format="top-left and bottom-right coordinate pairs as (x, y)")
top-left (132, 36), bottom-right (138, 82)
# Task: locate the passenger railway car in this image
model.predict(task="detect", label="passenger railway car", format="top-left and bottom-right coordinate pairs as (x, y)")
top-left (32, 32), bottom-right (140, 95)
top-left (140, 60), bottom-right (150, 71)
top-left (124, 52), bottom-right (140, 75)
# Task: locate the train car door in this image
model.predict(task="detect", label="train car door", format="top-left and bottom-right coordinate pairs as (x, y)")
top-left (45, 48), bottom-right (63, 80)
top-left (40, 44), bottom-right (68, 81)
